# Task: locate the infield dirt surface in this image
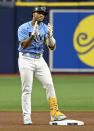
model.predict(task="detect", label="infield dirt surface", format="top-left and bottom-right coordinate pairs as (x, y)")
top-left (0, 111), bottom-right (94, 131)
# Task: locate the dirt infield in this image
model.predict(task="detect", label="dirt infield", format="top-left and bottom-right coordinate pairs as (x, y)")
top-left (0, 111), bottom-right (94, 131)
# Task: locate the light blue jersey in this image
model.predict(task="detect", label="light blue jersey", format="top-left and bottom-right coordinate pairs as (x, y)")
top-left (18, 21), bottom-right (48, 54)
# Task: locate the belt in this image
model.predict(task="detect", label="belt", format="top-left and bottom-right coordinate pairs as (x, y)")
top-left (22, 53), bottom-right (41, 59)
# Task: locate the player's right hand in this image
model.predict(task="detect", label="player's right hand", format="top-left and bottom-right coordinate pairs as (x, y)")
top-left (32, 21), bottom-right (38, 36)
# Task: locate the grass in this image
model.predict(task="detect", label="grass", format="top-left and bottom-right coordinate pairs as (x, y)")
top-left (0, 75), bottom-right (94, 111)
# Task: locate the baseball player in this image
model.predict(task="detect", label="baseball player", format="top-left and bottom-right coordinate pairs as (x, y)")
top-left (18, 6), bottom-right (66, 125)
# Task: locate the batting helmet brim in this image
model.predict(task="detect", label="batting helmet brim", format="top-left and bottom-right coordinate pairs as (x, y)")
top-left (32, 6), bottom-right (48, 16)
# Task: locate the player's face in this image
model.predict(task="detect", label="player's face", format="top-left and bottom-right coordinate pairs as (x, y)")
top-left (33, 12), bottom-right (45, 22)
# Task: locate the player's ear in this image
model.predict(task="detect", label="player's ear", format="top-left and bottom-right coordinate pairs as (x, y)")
top-left (43, 14), bottom-right (46, 19)
top-left (32, 13), bottom-right (34, 18)
top-left (32, 12), bottom-right (36, 18)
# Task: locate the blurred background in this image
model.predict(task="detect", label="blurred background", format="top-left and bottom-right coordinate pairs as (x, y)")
top-left (0, 0), bottom-right (94, 74)
top-left (0, 0), bottom-right (94, 112)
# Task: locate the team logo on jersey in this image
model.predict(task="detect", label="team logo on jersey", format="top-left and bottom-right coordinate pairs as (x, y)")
top-left (29, 32), bottom-right (44, 43)
top-left (73, 15), bottom-right (94, 67)
top-left (34, 34), bottom-right (45, 43)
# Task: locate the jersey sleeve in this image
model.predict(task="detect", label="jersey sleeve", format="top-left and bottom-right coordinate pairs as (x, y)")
top-left (18, 25), bottom-right (29, 42)
top-left (44, 24), bottom-right (48, 39)
top-left (45, 31), bottom-right (48, 39)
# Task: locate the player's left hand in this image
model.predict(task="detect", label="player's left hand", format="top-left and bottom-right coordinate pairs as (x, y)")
top-left (47, 23), bottom-right (53, 38)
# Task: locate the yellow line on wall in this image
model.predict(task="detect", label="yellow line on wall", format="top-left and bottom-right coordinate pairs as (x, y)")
top-left (16, 2), bottom-right (94, 7)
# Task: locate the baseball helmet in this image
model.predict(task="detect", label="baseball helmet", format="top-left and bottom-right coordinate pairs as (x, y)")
top-left (32, 6), bottom-right (47, 16)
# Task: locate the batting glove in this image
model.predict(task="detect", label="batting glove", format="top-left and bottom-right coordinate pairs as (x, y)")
top-left (47, 23), bottom-right (53, 38)
top-left (32, 21), bottom-right (39, 36)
